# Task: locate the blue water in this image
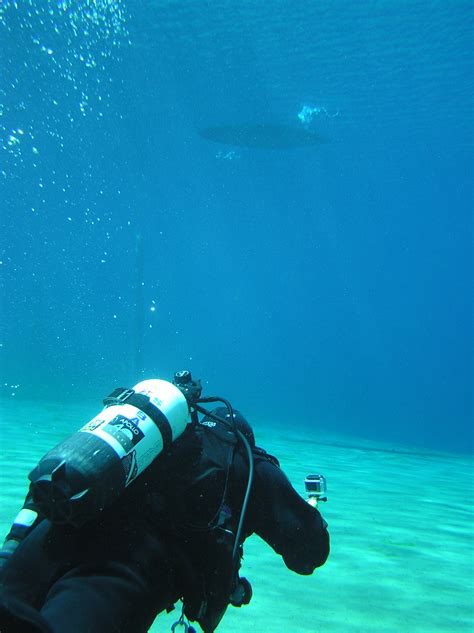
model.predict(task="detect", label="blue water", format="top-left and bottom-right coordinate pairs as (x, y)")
top-left (0, 1), bottom-right (472, 454)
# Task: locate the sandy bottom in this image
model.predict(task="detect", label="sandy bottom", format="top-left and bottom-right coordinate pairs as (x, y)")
top-left (0, 398), bottom-right (472, 632)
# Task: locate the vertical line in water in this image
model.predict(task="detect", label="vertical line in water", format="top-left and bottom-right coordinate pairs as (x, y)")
top-left (134, 232), bottom-right (144, 377)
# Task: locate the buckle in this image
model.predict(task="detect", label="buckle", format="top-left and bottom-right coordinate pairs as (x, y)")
top-left (103, 388), bottom-right (135, 407)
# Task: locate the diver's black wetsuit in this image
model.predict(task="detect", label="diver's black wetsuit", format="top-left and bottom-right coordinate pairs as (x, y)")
top-left (0, 409), bottom-right (329, 633)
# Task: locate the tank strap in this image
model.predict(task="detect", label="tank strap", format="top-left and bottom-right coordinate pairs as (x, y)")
top-left (103, 388), bottom-right (173, 451)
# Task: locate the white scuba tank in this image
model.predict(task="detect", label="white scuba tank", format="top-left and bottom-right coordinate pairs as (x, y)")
top-left (28, 379), bottom-right (190, 527)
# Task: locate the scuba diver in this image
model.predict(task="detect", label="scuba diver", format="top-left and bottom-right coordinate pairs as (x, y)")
top-left (0, 371), bottom-right (330, 633)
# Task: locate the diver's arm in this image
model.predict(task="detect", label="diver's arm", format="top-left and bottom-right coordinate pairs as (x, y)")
top-left (0, 487), bottom-right (44, 565)
top-left (251, 458), bottom-right (329, 574)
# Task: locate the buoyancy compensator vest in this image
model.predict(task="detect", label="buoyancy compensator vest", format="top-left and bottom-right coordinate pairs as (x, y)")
top-left (28, 379), bottom-right (190, 527)
top-left (170, 406), bottom-right (255, 632)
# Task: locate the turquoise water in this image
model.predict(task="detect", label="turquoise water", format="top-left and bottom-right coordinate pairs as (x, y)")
top-left (1, 1), bottom-right (472, 454)
top-left (0, 2), bottom-right (473, 630)
top-left (1, 1), bottom-right (472, 453)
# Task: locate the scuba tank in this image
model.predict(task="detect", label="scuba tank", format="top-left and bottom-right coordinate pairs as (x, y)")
top-left (28, 379), bottom-right (190, 527)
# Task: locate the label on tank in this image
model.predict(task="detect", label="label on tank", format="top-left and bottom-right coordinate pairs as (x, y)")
top-left (102, 414), bottom-right (145, 453)
top-left (80, 403), bottom-right (165, 475)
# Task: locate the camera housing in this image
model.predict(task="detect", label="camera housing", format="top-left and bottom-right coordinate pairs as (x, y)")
top-left (304, 474), bottom-right (327, 503)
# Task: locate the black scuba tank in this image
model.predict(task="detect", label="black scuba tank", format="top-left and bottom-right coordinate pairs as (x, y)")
top-left (28, 379), bottom-right (190, 527)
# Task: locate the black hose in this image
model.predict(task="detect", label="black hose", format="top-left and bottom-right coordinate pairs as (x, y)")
top-left (192, 398), bottom-right (255, 582)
